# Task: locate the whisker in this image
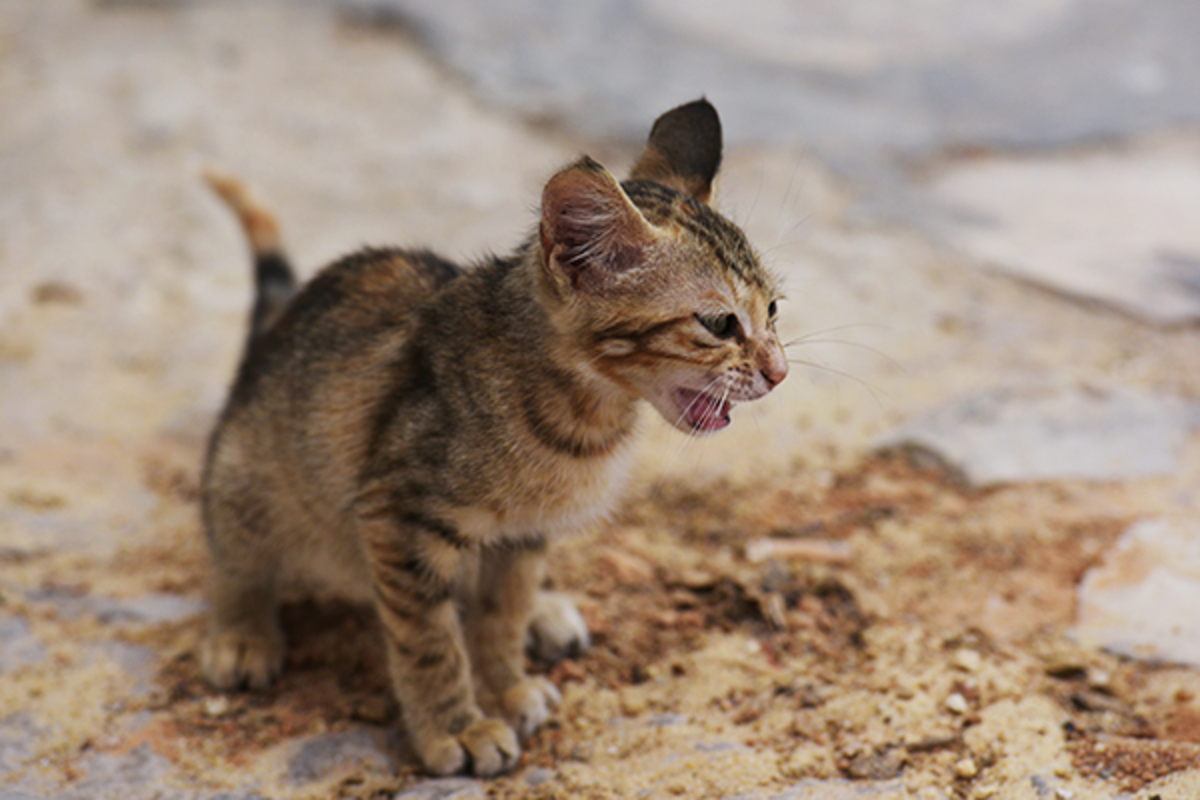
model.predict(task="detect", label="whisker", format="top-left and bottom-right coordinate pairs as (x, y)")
top-left (744, 170), bottom-right (763, 227)
top-left (654, 376), bottom-right (726, 490)
top-left (760, 215), bottom-right (813, 258)
top-left (772, 160), bottom-right (803, 247)
top-left (668, 376), bottom-right (724, 432)
top-left (787, 357), bottom-right (888, 411)
top-left (783, 338), bottom-right (902, 371)
top-left (781, 323), bottom-right (889, 349)
top-left (653, 425), bottom-right (703, 497)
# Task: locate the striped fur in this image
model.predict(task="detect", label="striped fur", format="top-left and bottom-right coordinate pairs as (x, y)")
top-left (198, 99), bottom-right (787, 778)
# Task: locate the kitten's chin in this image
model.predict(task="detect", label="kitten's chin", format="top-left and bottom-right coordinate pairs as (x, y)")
top-left (654, 387), bottom-right (733, 434)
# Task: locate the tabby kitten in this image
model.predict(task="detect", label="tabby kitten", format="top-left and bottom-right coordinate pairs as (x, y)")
top-left (200, 99), bottom-right (788, 777)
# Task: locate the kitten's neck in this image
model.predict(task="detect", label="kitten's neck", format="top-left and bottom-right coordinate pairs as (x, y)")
top-left (496, 251), bottom-right (641, 459)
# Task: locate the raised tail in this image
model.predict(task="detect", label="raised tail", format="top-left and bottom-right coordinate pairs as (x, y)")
top-left (204, 169), bottom-right (298, 342)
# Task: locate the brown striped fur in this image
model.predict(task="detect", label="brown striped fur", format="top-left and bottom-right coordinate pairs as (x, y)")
top-left (199, 99), bottom-right (787, 777)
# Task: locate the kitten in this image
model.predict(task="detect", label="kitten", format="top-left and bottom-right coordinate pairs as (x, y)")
top-left (199, 99), bottom-right (788, 777)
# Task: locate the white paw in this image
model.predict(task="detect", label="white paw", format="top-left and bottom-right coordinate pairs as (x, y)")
top-left (501, 676), bottom-right (561, 740)
top-left (526, 590), bottom-right (590, 663)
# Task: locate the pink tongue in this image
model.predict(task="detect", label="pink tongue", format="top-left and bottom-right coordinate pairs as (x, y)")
top-left (684, 392), bottom-right (730, 430)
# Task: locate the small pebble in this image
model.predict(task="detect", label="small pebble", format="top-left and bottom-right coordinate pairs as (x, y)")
top-left (525, 767), bottom-right (555, 787)
top-left (945, 693), bottom-right (969, 714)
top-left (953, 649), bottom-right (982, 672)
top-left (204, 696), bottom-right (231, 717)
top-left (1087, 669), bottom-right (1111, 689)
top-left (620, 693), bottom-right (648, 716)
top-left (954, 757), bottom-right (978, 778)
top-left (971, 786), bottom-right (999, 800)
top-left (1055, 789), bottom-right (1074, 800)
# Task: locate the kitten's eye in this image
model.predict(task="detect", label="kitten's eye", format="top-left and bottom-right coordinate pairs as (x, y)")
top-left (697, 313), bottom-right (739, 339)
top-left (767, 300), bottom-right (778, 319)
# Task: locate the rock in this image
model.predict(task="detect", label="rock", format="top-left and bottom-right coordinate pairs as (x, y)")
top-left (874, 385), bottom-right (1193, 487)
top-left (1072, 518), bottom-right (1200, 666)
top-left (945, 693), bottom-right (970, 715)
top-left (392, 778), bottom-right (484, 799)
top-left (95, 641), bottom-right (158, 698)
top-left (723, 779), bottom-right (909, 799)
top-left (694, 741), bottom-right (750, 754)
top-left (0, 714), bottom-right (42, 775)
top-left (95, 594), bottom-right (205, 625)
top-left (927, 144), bottom-right (1200, 325)
top-left (0, 614), bottom-right (47, 672)
top-left (13, 741), bottom-right (273, 800)
top-left (952, 649), bottom-right (982, 673)
top-left (647, 713), bottom-right (688, 728)
top-left (27, 589), bottom-right (204, 626)
top-left (524, 767), bottom-right (556, 787)
top-left (287, 728), bottom-right (394, 784)
top-left (52, 744), bottom-right (173, 800)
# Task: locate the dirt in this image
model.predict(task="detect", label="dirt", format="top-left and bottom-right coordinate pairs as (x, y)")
top-left (4, 449), bottom-right (1200, 799)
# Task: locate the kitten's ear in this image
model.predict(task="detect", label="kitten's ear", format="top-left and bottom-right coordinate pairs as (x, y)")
top-left (540, 156), bottom-right (656, 294)
top-left (628, 98), bottom-right (722, 205)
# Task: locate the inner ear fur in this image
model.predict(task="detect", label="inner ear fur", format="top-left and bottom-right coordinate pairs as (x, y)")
top-left (540, 156), bottom-right (656, 294)
top-left (628, 98), bottom-right (722, 205)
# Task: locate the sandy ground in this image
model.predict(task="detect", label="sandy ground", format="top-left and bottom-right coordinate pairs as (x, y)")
top-left (2, 2), bottom-right (1199, 799)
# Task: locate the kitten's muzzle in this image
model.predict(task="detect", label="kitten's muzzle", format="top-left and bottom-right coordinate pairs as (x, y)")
top-left (672, 387), bottom-right (733, 432)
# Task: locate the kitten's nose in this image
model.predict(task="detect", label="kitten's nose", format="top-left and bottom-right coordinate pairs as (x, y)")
top-left (759, 346), bottom-right (789, 388)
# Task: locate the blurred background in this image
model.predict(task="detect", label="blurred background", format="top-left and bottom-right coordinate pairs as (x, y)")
top-left (3, 0), bottom-right (1198, 484)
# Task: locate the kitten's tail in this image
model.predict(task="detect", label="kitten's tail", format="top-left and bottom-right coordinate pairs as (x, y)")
top-left (203, 168), bottom-right (298, 341)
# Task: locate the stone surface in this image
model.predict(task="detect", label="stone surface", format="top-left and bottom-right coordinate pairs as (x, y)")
top-left (95, 641), bottom-right (159, 698)
top-left (287, 728), bottom-right (395, 784)
top-left (523, 768), bottom-right (555, 787)
top-left (926, 142), bottom-right (1200, 325)
top-left (874, 385), bottom-right (1194, 487)
top-left (694, 741), bottom-right (750, 754)
top-left (0, 614), bottom-right (47, 672)
top-left (724, 779), bottom-right (909, 800)
top-left (647, 713), bottom-right (688, 728)
top-left (1072, 518), bottom-right (1200, 666)
top-left (0, 714), bottom-right (42, 776)
top-left (343, 0), bottom-right (1200, 160)
top-left (26, 590), bottom-right (205, 626)
top-left (52, 745), bottom-right (173, 800)
top-left (392, 778), bottom-right (484, 799)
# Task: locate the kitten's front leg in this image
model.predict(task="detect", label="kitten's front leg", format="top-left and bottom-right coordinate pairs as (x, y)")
top-left (469, 539), bottom-right (561, 739)
top-left (360, 512), bottom-right (518, 777)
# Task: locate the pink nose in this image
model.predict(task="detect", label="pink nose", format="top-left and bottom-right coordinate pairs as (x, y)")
top-left (760, 349), bottom-right (788, 387)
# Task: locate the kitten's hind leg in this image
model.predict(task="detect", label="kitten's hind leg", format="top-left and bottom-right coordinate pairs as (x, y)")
top-left (200, 568), bottom-right (285, 690)
top-left (526, 590), bottom-right (590, 663)
top-left (199, 482), bottom-right (286, 690)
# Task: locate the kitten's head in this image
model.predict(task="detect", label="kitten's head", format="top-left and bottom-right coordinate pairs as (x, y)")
top-left (537, 99), bottom-right (788, 434)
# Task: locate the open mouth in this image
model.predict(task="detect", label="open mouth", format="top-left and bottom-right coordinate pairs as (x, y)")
top-left (673, 387), bottom-right (733, 432)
